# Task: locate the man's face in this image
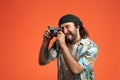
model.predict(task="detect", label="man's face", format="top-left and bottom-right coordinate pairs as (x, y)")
top-left (59, 22), bottom-right (79, 43)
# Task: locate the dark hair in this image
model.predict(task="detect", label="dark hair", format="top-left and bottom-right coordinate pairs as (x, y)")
top-left (74, 21), bottom-right (89, 38)
top-left (58, 14), bottom-right (89, 38)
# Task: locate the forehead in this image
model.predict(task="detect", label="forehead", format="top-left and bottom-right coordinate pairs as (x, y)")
top-left (59, 22), bottom-right (74, 27)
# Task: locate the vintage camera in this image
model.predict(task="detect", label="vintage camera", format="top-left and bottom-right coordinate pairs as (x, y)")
top-left (48, 26), bottom-right (61, 37)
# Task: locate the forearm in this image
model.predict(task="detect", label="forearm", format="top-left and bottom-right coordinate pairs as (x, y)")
top-left (60, 44), bottom-right (84, 74)
top-left (39, 42), bottom-right (50, 65)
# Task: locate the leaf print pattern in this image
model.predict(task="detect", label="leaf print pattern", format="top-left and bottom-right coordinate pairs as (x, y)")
top-left (48, 38), bottom-right (98, 80)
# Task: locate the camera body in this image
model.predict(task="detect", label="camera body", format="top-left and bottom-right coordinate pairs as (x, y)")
top-left (48, 26), bottom-right (60, 37)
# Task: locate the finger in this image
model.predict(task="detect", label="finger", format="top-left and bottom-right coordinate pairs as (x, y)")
top-left (44, 30), bottom-right (52, 39)
top-left (44, 33), bottom-right (52, 40)
top-left (57, 31), bottom-right (64, 35)
top-left (46, 28), bottom-right (51, 33)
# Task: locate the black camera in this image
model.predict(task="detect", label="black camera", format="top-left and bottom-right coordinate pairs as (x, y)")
top-left (48, 26), bottom-right (61, 37)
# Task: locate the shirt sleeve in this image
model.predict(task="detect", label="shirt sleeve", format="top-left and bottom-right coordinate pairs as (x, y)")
top-left (48, 41), bottom-right (59, 60)
top-left (78, 45), bottom-right (98, 69)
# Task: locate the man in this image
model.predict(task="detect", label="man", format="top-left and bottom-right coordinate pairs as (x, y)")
top-left (39, 14), bottom-right (98, 80)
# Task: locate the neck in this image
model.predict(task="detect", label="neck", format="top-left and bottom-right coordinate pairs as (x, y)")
top-left (71, 37), bottom-right (81, 44)
top-left (72, 31), bottom-right (81, 44)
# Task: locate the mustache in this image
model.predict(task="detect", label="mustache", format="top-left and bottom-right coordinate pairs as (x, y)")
top-left (65, 32), bottom-right (73, 36)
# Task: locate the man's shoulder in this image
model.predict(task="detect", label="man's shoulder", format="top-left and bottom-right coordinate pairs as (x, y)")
top-left (80, 37), bottom-right (91, 45)
top-left (79, 37), bottom-right (98, 48)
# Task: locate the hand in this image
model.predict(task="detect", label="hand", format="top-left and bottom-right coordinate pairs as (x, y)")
top-left (56, 31), bottom-right (66, 48)
top-left (43, 28), bottom-right (52, 43)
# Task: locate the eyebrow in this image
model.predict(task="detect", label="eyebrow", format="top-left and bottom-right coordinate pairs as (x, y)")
top-left (60, 24), bottom-right (69, 28)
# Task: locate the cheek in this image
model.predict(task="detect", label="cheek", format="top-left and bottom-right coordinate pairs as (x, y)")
top-left (70, 29), bottom-right (77, 35)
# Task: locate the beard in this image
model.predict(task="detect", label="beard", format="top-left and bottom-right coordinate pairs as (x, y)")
top-left (65, 32), bottom-right (77, 44)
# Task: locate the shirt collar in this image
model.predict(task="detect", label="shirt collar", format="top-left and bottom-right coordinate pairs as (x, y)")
top-left (78, 37), bottom-right (90, 46)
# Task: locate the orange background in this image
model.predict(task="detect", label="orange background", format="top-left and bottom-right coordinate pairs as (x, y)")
top-left (0, 0), bottom-right (120, 80)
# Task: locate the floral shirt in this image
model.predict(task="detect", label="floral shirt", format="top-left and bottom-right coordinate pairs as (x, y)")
top-left (48, 37), bottom-right (98, 80)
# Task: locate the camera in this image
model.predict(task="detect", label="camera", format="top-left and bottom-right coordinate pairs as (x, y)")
top-left (48, 26), bottom-right (61, 37)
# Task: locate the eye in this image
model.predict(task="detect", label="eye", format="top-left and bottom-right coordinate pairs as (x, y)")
top-left (60, 27), bottom-right (64, 31)
top-left (66, 25), bottom-right (70, 29)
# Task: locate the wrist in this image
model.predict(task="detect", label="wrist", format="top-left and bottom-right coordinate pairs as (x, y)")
top-left (59, 42), bottom-right (67, 49)
top-left (42, 40), bottom-right (50, 47)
